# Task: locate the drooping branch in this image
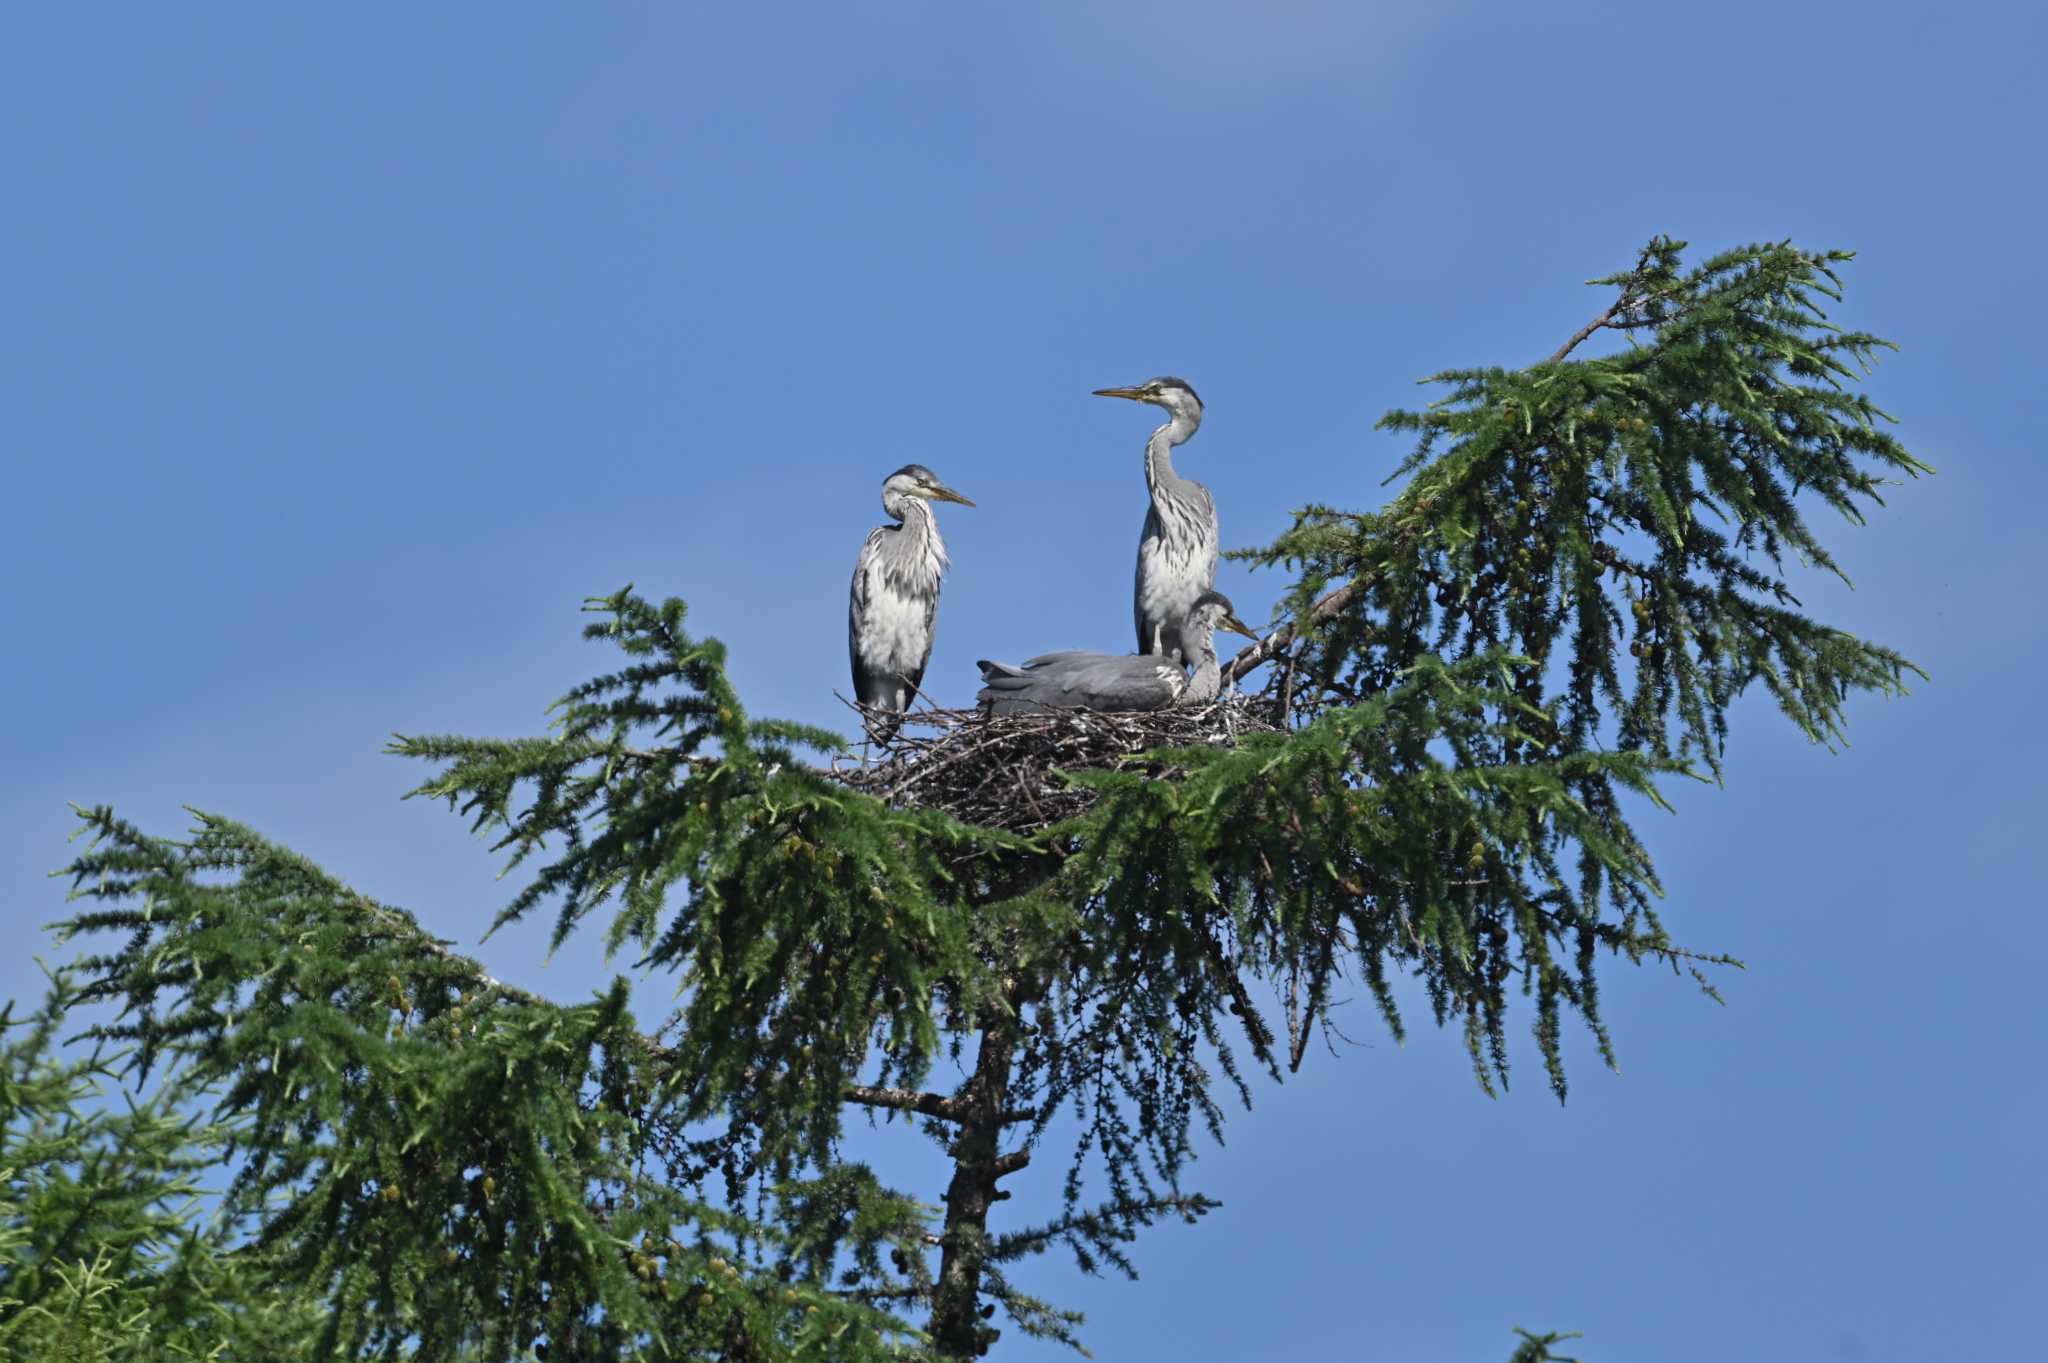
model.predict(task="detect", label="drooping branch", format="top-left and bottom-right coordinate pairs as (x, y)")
top-left (985, 1192), bottom-right (1219, 1266)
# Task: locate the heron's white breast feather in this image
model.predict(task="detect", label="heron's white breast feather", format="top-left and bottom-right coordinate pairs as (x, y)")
top-left (855, 514), bottom-right (948, 678)
top-left (855, 565), bottom-right (934, 672)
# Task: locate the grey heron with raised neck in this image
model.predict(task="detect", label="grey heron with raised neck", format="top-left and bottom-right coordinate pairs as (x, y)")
top-left (849, 464), bottom-right (974, 736)
top-left (974, 591), bottom-right (1257, 715)
top-left (1094, 376), bottom-right (1217, 664)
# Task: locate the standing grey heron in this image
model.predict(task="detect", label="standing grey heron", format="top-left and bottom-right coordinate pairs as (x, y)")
top-left (1093, 376), bottom-right (1217, 663)
top-left (974, 591), bottom-right (1257, 715)
top-left (849, 464), bottom-right (974, 736)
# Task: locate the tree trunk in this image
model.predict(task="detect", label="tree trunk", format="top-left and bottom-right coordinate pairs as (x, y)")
top-left (928, 1013), bottom-right (1021, 1358)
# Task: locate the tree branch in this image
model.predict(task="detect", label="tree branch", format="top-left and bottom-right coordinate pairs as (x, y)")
top-left (843, 1084), bottom-right (960, 1122)
top-left (1224, 578), bottom-right (1372, 685)
top-left (986, 1193), bottom-right (1217, 1264)
top-left (1548, 299), bottom-right (1630, 364)
top-left (352, 894), bottom-right (555, 1011)
top-left (1547, 265), bottom-right (1684, 363)
top-left (1227, 276), bottom-right (1676, 688)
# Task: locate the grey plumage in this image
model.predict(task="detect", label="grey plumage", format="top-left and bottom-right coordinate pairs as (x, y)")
top-left (849, 464), bottom-right (974, 735)
top-left (975, 591), bottom-right (1257, 715)
top-left (1093, 376), bottom-right (1218, 663)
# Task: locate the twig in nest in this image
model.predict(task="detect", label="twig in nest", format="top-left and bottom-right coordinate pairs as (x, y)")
top-left (832, 696), bottom-right (1280, 835)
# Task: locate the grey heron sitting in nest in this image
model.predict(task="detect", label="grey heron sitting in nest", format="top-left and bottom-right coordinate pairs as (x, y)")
top-left (975, 591), bottom-right (1257, 715)
top-left (1093, 376), bottom-right (1217, 664)
top-left (849, 464), bottom-right (974, 738)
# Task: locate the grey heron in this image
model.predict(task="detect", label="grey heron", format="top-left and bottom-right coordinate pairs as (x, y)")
top-left (849, 464), bottom-right (974, 735)
top-left (975, 591), bottom-right (1257, 715)
top-left (1093, 376), bottom-right (1217, 663)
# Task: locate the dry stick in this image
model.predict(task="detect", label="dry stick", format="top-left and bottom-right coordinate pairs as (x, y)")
top-left (837, 697), bottom-right (1277, 835)
top-left (1276, 639), bottom-right (1302, 725)
top-left (1548, 269), bottom-right (1691, 364)
top-left (1223, 577), bottom-right (1375, 685)
top-left (1547, 291), bottom-right (1635, 364)
top-left (882, 731), bottom-right (1012, 803)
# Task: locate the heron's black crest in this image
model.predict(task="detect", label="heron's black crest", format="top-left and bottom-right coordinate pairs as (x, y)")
top-left (888, 463), bottom-right (940, 484)
top-left (1192, 589), bottom-right (1235, 614)
top-left (1151, 376), bottom-right (1202, 406)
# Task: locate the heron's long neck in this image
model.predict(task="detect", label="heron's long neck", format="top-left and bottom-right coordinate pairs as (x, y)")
top-left (896, 499), bottom-right (949, 579)
top-left (1144, 411), bottom-right (1201, 498)
top-left (1180, 638), bottom-right (1222, 703)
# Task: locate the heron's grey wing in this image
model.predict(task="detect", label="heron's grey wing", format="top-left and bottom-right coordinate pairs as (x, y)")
top-left (975, 657), bottom-right (1039, 713)
top-left (904, 585), bottom-right (937, 700)
top-left (1193, 481), bottom-right (1219, 589)
top-left (977, 652), bottom-right (1178, 713)
top-left (1018, 650), bottom-right (1099, 669)
top-left (848, 527), bottom-right (890, 708)
top-left (1047, 654), bottom-right (1180, 710)
top-left (1134, 505), bottom-right (1163, 654)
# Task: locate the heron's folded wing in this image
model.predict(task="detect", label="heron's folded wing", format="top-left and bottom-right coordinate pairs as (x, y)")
top-left (977, 652), bottom-right (1180, 712)
top-left (849, 535), bottom-right (876, 681)
top-left (1056, 655), bottom-right (1179, 710)
top-left (976, 658), bottom-right (1041, 712)
top-left (849, 528), bottom-right (889, 704)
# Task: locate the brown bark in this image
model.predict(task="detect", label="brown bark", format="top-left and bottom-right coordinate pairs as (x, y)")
top-left (927, 1013), bottom-right (1028, 1358)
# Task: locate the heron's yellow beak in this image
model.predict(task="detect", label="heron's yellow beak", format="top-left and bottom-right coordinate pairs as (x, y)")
top-left (1092, 385), bottom-right (1148, 401)
top-left (923, 484), bottom-right (975, 507)
top-left (1221, 613), bottom-right (1259, 641)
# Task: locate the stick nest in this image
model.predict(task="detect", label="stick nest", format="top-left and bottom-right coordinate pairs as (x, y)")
top-left (831, 697), bottom-right (1281, 835)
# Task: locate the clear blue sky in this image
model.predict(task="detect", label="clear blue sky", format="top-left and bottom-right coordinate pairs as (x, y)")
top-left (4, 4), bottom-right (2041, 1359)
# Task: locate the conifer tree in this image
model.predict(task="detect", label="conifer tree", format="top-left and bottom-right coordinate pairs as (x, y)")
top-left (1, 971), bottom-right (327, 1358)
top-left (14, 238), bottom-right (1924, 1360)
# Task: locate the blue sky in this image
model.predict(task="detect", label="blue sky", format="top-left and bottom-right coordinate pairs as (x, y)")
top-left (3, 3), bottom-right (2042, 1359)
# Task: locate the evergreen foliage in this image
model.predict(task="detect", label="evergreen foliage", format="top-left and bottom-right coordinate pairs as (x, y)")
top-left (1, 970), bottom-right (325, 1359)
top-left (44, 811), bottom-right (925, 1361)
top-left (8, 239), bottom-right (1923, 1359)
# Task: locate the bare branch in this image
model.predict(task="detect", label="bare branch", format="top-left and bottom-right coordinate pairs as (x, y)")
top-left (1547, 269), bottom-right (1684, 363)
top-left (1223, 578), bottom-right (1371, 685)
top-left (1225, 274), bottom-right (1685, 689)
top-left (844, 1084), bottom-right (960, 1122)
top-left (1548, 300), bottom-right (1630, 364)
